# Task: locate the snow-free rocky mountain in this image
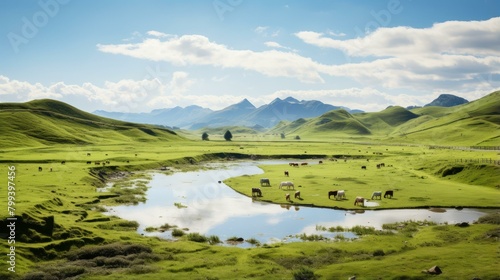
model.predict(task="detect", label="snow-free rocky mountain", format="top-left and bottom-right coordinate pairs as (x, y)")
top-left (94, 97), bottom-right (361, 129)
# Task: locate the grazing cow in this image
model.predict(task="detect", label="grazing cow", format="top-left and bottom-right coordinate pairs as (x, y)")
top-left (371, 191), bottom-right (382, 200)
top-left (87, 153), bottom-right (91, 156)
top-left (95, 161), bottom-right (100, 165)
top-left (285, 193), bottom-right (291, 201)
top-left (251, 188), bottom-right (262, 197)
top-left (106, 160), bottom-right (110, 164)
top-left (301, 162), bottom-right (308, 166)
top-left (336, 190), bottom-right (345, 200)
top-left (38, 167), bottom-right (42, 172)
top-left (260, 178), bottom-right (271, 186)
top-left (384, 190), bottom-right (394, 198)
top-left (328, 190), bottom-right (338, 199)
top-left (376, 164), bottom-right (381, 169)
top-left (354, 197), bottom-right (364, 206)
top-left (380, 163), bottom-right (385, 167)
top-left (61, 161), bottom-right (65, 165)
top-left (279, 181), bottom-right (294, 190)
top-left (318, 160), bottom-right (323, 164)
top-left (294, 191), bottom-right (301, 199)
top-left (284, 170), bottom-right (289, 177)
top-left (361, 166), bottom-right (367, 170)
top-left (86, 161), bottom-right (91, 164)
top-left (289, 162), bottom-right (294, 166)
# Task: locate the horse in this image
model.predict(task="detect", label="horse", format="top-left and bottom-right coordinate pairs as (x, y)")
top-left (354, 197), bottom-right (364, 206)
top-left (371, 191), bottom-right (382, 200)
top-left (284, 170), bottom-right (289, 177)
top-left (251, 188), bottom-right (262, 197)
top-left (361, 166), bottom-right (367, 170)
top-left (260, 178), bottom-right (270, 186)
top-left (294, 191), bottom-right (301, 199)
top-left (279, 181), bottom-right (294, 190)
top-left (336, 190), bottom-right (345, 200)
top-left (328, 190), bottom-right (338, 199)
top-left (38, 166), bottom-right (42, 172)
top-left (384, 190), bottom-right (394, 198)
top-left (285, 193), bottom-right (291, 201)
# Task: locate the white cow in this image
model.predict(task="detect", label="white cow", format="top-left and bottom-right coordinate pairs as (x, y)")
top-left (336, 190), bottom-right (345, 200)
top-left (279, 181), bottom-right (294, 190)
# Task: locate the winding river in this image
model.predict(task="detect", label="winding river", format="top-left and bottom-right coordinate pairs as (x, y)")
top-left (105, 160), bottom-right (489, 247)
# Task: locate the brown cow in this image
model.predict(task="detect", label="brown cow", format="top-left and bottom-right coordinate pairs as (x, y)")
top-left (294, 191), bottom-right (301, 199)
top-left (328, 190), bottom-right (338, 199)
top-left (284, 170), bottom-right (289, 177)
top-left (354, 197), bottom-right (364, 206)
top-left (285, 193), bottom-right (291, 201)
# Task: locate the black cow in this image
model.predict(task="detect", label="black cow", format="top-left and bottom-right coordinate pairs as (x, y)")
top-left (361, 166), bottom-right (367, 170)
top-left (252, 188), bottom-right (262, 197)
top-left (384, 190), bottom-right (394, 198)
top-left (328, 190), bottom-right (338, 199)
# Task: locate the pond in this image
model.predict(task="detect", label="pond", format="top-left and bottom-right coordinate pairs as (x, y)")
top-left (105, 161), bottom-right (489, 247)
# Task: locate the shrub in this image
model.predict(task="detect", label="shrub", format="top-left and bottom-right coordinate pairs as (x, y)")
top-left (172, 228), bottom-right (185, 237)
top-left (373, 249), bottom-right (385, 256)
top-left (208, 235), bottom-right (221, 245)
top-left (293, 267), bottom-right (318, 280)
top-left (187, 232), bottom-right (208, 243)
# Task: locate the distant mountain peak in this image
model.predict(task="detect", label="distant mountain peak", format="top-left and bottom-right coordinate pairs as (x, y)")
top-left (425, 94), bottom-right (469, 107)
top-left (235, 98), bottom-right (256, 109)
top-left (283, 96), bottom-right (299, 103)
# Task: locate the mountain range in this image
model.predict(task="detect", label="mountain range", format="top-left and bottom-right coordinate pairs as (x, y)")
top-left (1, 91), bottom-right (497, 147)
top-left (94, 97), bottom-right (361, 129)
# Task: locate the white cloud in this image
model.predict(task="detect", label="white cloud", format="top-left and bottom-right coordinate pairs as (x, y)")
top-left (294, 17), bottom-right (500, 92)
top-left (296, 17), bottom-right (500, 57)
top-left (97, 34), bottom-right (327, 83)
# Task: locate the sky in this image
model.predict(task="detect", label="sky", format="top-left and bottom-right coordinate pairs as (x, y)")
top-left (1, 0), bottom-right (499, 113)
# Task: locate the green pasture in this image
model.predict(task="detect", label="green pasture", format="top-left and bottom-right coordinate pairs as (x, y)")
top-left (0, 95), bottom-right (499, 279)
top-left (226, 146), bottom-right (499, 209)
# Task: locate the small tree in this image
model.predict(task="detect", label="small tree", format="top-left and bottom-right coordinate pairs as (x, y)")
top-left (224, 130), bottom-right (233, 141)
top-left (280, 133), bottom-right (285, 139)
top-left (202, 132), bottom-right (209, 141)
top-left (295, 135), bottom-right (301, 140)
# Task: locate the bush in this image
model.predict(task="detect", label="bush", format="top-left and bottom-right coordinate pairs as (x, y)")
top-left (293, 267), bottom-right (318, 280)
top-left (187, 232), bottom-right (208, 243)
top-left (373, 249), bottom-right (385, 256)
top-left (208, 235), bottom-right (221, 245)
top-left (172, 228), bottom-right (185, 237)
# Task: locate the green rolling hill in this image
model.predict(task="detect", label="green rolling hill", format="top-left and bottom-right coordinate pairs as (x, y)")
top-left (0, 99), bottom-right (183, 148)
top-left (268, 91), bottom-right (500, 145)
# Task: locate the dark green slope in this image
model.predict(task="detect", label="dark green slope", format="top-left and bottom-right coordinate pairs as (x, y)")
top-left (0, 99), bottom-right (183, 148)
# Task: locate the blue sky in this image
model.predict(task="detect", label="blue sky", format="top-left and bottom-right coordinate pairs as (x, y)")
top-left (1, 0), bottom-right (499, 113)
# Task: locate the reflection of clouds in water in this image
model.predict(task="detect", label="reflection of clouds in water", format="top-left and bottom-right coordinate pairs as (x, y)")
top-left (267, 217), bottom-right (282, 225)
top-left (105, 161), bottom-right (488, 244)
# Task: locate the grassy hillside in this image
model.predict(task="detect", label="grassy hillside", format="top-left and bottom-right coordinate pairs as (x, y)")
top-left (0, 99), bottom-right (183, 147)
top-left (265, 91), bottom-right (500, 146)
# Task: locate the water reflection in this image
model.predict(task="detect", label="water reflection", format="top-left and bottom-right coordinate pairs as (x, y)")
top-left (105, 161), bottom-right (488, 247)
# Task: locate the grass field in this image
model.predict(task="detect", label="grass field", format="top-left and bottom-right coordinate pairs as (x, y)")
top-left (0, 96), bottom-right (499, 279)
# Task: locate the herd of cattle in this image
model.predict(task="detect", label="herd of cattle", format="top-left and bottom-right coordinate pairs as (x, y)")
top-left (251, 160), bottom-right (395, 207)
top-left (37, 152), bottom-right (136, 172)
